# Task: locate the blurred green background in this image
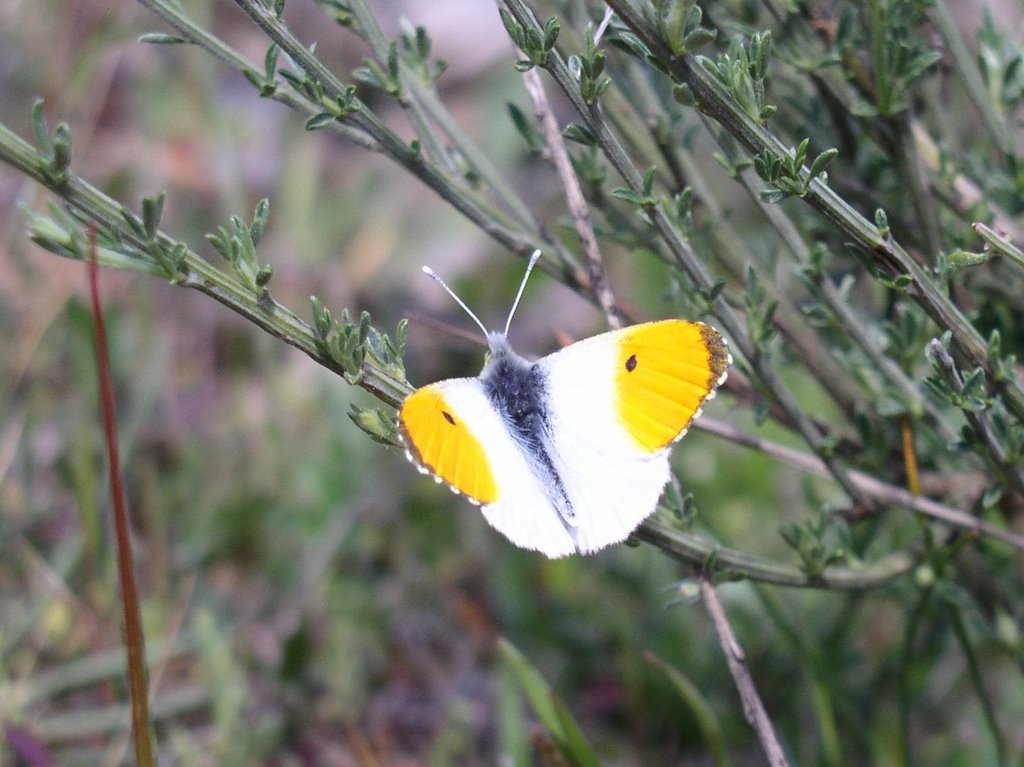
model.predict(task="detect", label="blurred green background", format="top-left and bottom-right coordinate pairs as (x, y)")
top-left (1, 1), bottom-right (1022, 765)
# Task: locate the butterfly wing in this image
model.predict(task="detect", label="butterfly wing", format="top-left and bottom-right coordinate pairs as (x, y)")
top-left (536, 319), bottom-right (729, 553)
top-left (399, 320), bottom-right (729, 558)
top-left (398, 378), bottom-right (578, 557)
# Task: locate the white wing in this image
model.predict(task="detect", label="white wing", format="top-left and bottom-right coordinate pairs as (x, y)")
top-left (535, 334), bottom-right (672, 554)
top-left (401, 378), bottom-right (578, 558)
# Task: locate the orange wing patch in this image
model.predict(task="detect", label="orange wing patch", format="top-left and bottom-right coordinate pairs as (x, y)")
top-left (399, 386), bottom-right (499, 505)
top-left (614, 320), bottom-right (729, 452)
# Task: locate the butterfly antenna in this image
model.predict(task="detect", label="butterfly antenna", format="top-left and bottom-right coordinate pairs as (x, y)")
top-left (504, 249), bottom-right (542, 336)
top-left (421, 266), bottom-right (490, 339)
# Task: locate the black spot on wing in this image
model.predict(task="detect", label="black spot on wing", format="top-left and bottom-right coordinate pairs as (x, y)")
top-left (442, 410), bottom-right (456, 425)
top-left (625, 353), bottom-right (638, 372)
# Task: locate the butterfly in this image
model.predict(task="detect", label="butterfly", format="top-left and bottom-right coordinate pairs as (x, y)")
top-left (398, 251), bottom-right (730, 558)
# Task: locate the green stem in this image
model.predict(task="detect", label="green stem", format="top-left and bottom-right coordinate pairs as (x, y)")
top-left (345, 0), bottom-right (537, 229)
top-left (230, 0), bottom-right (537, 260)
top-left (927, 0), bottom-right (1018, 157)
top-left (0, 121), bottom-right (409, 407)
top-left (347, 0), bottom-right (453, 172)
top-left (600, 62), bottom-right (868, 424)
top-left (897, 584), bottom-right (932, 767)
top-left (975, 223), bottom-right (1024, 270)
top-left (635, 521), bottom-right (915, 589)
top-left (727, 158), bottom-right (958, 442)
top-left (927, 340), bottom-right (1024, 496)
top-left (868, 0), bottom-right (891, 116)
top-left (754, 587), bottom-right (842, 767)
top-left (136, 0), bottom-right (378, 150)
top-left (504, 0), bottom-right (868, 506)
top-left (604, 0), bottom-right (1024, 426)
top-left (140, 0), bottom-right (548, 266)
top-left (947, 600), bottom-right (1007, 766)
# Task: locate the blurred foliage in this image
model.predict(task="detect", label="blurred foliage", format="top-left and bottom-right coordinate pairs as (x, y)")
top-left (1, 0), bottom-right (1024, 765)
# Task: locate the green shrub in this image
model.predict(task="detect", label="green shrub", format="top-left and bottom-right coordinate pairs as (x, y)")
top-left (1, 1), bottom-right (1022, 764)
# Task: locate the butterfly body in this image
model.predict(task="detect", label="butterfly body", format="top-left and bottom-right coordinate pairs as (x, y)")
top-left (399, 318), bottom-right (729, 558)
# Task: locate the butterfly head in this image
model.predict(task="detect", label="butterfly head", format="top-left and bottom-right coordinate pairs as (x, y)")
top-left (484, 329), bottom-right (512, 359)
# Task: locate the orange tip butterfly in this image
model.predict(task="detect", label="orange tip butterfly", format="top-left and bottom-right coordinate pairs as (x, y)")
top-left (399, 251), bottom-right (730, 558)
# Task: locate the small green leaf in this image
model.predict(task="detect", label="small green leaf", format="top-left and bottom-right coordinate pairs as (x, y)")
top-left (348, 405), bottom-right (399, 445)
top-left (310, 295), bottom-right (332, 342)
top-left (498, 638), bottom-right (599, 767)
top-left (946, 249), bottom-right (991, 269)
top-left (141, 193), bottom-right (165, 240)
top-left (304, 112), bottom-right (336, 131)
top-left (641, 165), bottom-right (657, 196)
top-left (981, 483), bottom-right (1003, 510)
top-left (683, 27), bottom-right (717, 52)
top-left (264, 43), bottom-right (280, 80)
top-left (874, 208), bottom-right (890, 238)
top-left (139, 33), bottom-right (190, 44)
top-left (243, 69), bottom-right (266, 92)
top-left (542, 16), bottom-right (560, 51)
top-left (611, 188), bottom-right (643, 204)
top-left (251, 198), bottom-right (270, 247)
top-left (499, 8), bottom-right (526, 49)
top-left (645, 652), bottom-right (730, 767)
top-left (49, 123), bottom-right (72, 184)
top-left (31, 98), bottom-right (51, 155)
top-left (673, 82), bottom-right (696, 106)
top-left (807, 147), bottom-right (839, 180)
top-left (759, 189), bottom-right (791, 204)
top-left (562, 123), bottom-right (597, 146)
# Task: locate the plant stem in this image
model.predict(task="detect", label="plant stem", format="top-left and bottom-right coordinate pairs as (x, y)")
top-left (701, 580), bottom-right (791, 766)
top-left (520, 65), bottom-right (621, 327)
top-left (947, 600), bottom-right (1007, 766)
top-left (897, 584), bottom-right (932, 767)
top-left (694, 417), bottom-right (1024, 550)
top-left (346, 0), bottom-right (453, 172)
top-left (605, 0), bottom-right (1024, 425)
top-left (0, 121), bottom-right (409, 407)
top-left (504, 0), bottom-right (868, 506)
top-left (927, 0), bottom-right (1018, 158)
top-left (87, 227), bottom-right (155, 767)
top-left (927, 340), bottom-right (1024, 495)
top-left (635, 521), bottom-right (915, 589)
top-left (230, 0), bottom-right (538, 261)
top-left (136, 0), bottom-right (378, 150)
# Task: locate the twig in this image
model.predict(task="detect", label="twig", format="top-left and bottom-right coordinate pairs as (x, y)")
top-left (700, 580), bottom-right (791, 767)
top-left (926, 0), bottom-right (1017, 158)
top-left (946, 600), bottom-right (1008, 765)
top-left (604, 0), bottom-right (1024, 426)
top-left (520, 65), bottom-right (621, 327)
top-left (87, 227), bottom-right (155, 767)
top-left (503, 0), bottom-right (869, 506)
top-left (0, 121), bottom-right (410, 407)
top-left (636, 522), bottom-right (916, 588)
top-left (723, 155), bottom-right (959, 443)
top-left (136, 0), bottom-right (378, 151)
top-left (900, 415), bottom-right (922, 497)
top-left (927, 339), bottom-right (1024, 495)
top-left (346, 0), bottom-right (454, 172)
top-left (695, 417), bottom-right (1024, 550)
